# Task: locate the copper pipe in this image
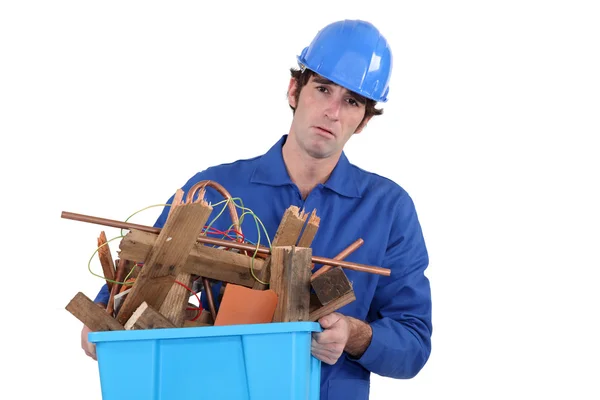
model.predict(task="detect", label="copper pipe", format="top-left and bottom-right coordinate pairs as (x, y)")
top-left (311, 238), bottom-right (364, 281)
top-left (61, 211), bottom-right (391, 276)
top-left (202, 277), bottom-right (217, 322)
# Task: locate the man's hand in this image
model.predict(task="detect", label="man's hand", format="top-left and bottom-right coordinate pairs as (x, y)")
top-left (311, 313), bottom-right (351, 365)
top-left (81, 325), bottom-right (97, 360)
top-left (312, 312), bottom-right (374, 365)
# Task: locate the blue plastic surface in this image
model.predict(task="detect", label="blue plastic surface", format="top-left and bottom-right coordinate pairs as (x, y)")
top-left (297, 19), bottom-right (393, 102)
top-left (89, 322), bottom-right (322, 400)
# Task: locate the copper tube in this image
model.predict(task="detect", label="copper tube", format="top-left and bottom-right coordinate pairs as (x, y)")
top-left (61, 211), bottom-right (391, 276)
top-left (311, 238), bottom-right (364, 281)
top-left (202, 277), bottom-right (217, 321)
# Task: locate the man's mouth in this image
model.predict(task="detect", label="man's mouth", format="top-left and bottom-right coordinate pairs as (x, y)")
top-left (315, 126), bottom-right (334, 136)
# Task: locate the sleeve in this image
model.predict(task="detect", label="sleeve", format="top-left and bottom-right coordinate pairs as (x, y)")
top-left (352, 193), bottom-right (432, 379)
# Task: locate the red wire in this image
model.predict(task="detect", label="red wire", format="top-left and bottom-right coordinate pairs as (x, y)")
top-left (174, 279), bottom-right (203, 321)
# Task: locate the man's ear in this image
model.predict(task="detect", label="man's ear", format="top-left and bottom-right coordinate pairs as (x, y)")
top-left (355, 115), bottom-right (373, 134)
top-left (287, 78), bottom-right (298, 109)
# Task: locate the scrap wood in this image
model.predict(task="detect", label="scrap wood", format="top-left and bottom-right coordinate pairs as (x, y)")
top-left (97, 231), bottom-right (115, 291)
top-left (159, 271), bottom-right (193, 327)
top-left (296, 209), bottom-right (320, 248)
top-left (125, 302), bottom-right (176, 330)
top-left (269, 246), bottom-right (312, 322)
top-left (66, 292), bottom-right (124, 332)
top-left (311, 266), bottom-right (353, 306)
top-left (119, 230), bottom-right (266, 288)
top-left (157, 191), bottom-right (196, 327)
top-left (309, 290), bottom-right (356, 322)
top-left (106, 259), bottom-right (133, 316)
top-left (62, 210), bottom-right (391, 276)
top-left (115, 191), bottom-right (213, 325)
top-left (253, 206), bottom-right (311, 290)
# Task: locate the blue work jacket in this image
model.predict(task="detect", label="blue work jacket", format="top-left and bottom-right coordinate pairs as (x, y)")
top-left (95, 134), bottom-right (432, 399)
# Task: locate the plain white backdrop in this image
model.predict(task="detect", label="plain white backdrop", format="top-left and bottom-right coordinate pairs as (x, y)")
top-left (1, 1), bottom-right (599, 399)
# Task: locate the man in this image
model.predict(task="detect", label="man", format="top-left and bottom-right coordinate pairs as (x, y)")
top-left (85, 19), bottom-right (432, 400)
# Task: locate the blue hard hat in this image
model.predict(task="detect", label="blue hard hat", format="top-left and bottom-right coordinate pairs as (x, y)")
top-left (297, 20), bottom-right (393, 102)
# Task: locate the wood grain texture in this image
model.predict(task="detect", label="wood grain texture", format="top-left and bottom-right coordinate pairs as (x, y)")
top-left (66, 292), bottom-right (124, 332)
top-left (270, 246), bottom-right (312, 322)
top-left (124, 302), bottom-right (176, 330)
top-left (116, 199), bottom-right (212, 324)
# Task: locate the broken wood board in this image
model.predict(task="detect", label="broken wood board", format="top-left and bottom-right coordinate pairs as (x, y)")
top-left (66, 292), bottom-right (124, 332)
top-left (311, 266), bottom-right (353, 306)
top-left (253, 206), bottom-right (310, 290)
top-left (296, 209), bottom-right (320, 248)
top-left (269, 246), bottom-right (312, 322)
top-left (159, 271), bottom-right (193, 327)
top-left (124, 302), bottom-right (176, 330)
top-left (115, 197), bottom-right (212, 324)
top-left (308, 290), bottom-right (356, 322)
top-left (97, 231), bottom-right (115, 291)
top-left (119, 230), bottom-right (266, 288)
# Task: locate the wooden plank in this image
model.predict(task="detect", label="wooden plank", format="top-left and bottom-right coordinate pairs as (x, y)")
top-left (296, 209), bottom-right (320, 248)
top-left (65, 292), bottom-right (124, 332)
top-left (308, 290), bottom-right (356, 322)
top-left (115, 197), bottom-right (212, 324)
top-left (183, 246), bottom-right (266, 287)
top-left (311, 266), bottom-right (353, 306)
top-left (157, 190), bottom-right (195, 327)
top-left (97, 231), bottom-right (115, 291)
top-left (124, 302), bottom-right (176, 330)
top-left (119, 230), bottom-right (266, 287)
top-left (159, 271), bottom-right (193, 327)
top-left (252, 206), bottom-right (309, 290)
top-left (270, 246), bottom-right (312, 322)
top-left (272, 206), bottom-right (308, 247)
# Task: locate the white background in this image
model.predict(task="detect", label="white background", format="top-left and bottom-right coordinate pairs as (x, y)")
top-left (1, 1), bottom-right (599, 399)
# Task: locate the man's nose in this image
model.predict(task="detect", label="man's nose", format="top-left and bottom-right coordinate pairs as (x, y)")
top-left (324, 97), bottom-right (341, 120)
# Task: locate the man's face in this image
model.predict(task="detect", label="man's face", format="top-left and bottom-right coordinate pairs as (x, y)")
top-left (288, 74), bottom-right (370, 160)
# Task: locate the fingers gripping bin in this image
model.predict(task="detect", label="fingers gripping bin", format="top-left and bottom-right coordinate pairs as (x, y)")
top-left (88, 322), bottom-right (322, 400)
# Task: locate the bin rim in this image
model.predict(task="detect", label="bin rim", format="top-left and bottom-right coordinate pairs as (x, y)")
top-left (89, 321), bottom-right (322, 343)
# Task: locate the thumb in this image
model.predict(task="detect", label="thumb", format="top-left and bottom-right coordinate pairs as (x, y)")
top-left (318, 313), bottom-right (341, 329)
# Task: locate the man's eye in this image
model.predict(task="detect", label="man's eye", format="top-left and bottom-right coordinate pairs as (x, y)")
top-left (317, 86), bottom-right (328, 93)
top-left (347, 98), bottom-right (359, 106)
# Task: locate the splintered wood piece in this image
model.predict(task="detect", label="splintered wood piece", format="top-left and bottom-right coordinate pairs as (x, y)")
top-left (296, 209), bottom-right (320, 248)
top-left (66, 292), bottom-right (124, 331)
top-left (252, 206), bottom-right (309, 290)
top-left (120, 230), bottom-right (266, 288)
top-left (159, 272), bottom-right (193, 327)
top-left (272, 206), bottom-right (308, 247)
top-left (308, 290), bottom-right (356, 322)
top-left (107, 259), bottom-right (132, 316)
top-left (97, 231), bottom-right (115, 291)
top-left (124, 302), bottom-right (176, 330)
top-left (311, 238), bottom-right (364, 280)
top-left (270, 246), bottom-right (312, 322)
top-left (116, 197), bottom-right (212, 324)
top-left (112, 288), bottom-right (130, 315)
top-left (311, 266), bottom-right (353, 306)
top-left (213, 284), bottom-right (278, 326)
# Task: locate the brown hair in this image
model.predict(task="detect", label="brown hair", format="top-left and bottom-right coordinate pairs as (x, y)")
top-left (289, 68), bottom-right (383, 127)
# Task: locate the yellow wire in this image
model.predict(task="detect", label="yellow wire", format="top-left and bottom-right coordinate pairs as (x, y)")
top-left (88, 196), bottom-right (273, 286)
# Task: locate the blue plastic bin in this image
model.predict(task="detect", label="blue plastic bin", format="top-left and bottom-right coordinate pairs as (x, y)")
top-left (89, 322), bottom-right (322, 400)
